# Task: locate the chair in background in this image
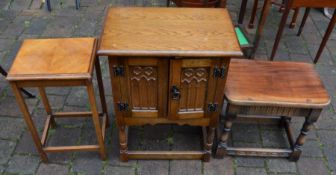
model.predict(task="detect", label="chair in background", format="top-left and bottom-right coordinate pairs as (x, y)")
top-left (239, 0), bottom-right (300, 29)
top-left (270, 0), bottom-right (336, 63)
top-left (167, 0), bottom-right (225, 7)
top-left (45, 0), bottom-right (80, 11)
top-left (0, 64), bottom-right (35, 98)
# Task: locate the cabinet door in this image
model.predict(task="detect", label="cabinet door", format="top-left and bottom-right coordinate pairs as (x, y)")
top-left (111, 58), bottom-right (168, 118)
top-left (168, 59), bottom-right (224, 120)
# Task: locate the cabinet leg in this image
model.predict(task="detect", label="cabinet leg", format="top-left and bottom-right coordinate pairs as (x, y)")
top-left (119, 126), bottom-right (128, 162)
top-left (203, 127), bottom-right (215, 162)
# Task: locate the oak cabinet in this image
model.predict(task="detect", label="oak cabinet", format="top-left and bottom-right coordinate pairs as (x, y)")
top-left (98, 7), bottom-right (242, 161)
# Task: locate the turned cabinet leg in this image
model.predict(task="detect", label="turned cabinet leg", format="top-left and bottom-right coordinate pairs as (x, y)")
top-left (119, 126), bottom-right (128, 162)
top-left (289, 109), bottom-right (321, 161)
top-left (203, 127), bottom-right (215, 162)
top-left (215, 107), bottom-right (236, 158)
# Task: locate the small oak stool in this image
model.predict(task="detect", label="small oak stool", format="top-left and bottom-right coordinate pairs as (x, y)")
top-left (215, 59), bottom-right (330, 161)
top-left (7, 38), bottom-right (109, 162)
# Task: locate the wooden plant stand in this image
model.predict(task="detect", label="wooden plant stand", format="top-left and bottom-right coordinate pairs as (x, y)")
top-left (7, 38), bottom-right (109, 162)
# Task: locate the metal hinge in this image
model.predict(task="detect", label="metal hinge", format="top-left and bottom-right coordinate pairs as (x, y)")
top-left (214, 66), bottom-right (226, 79)
top-left (113, 66), bottom-right (124, 76)
top-left (117, 102), bottom-right (129, 111)
top-left (208, 103), bottom-right (218, 112)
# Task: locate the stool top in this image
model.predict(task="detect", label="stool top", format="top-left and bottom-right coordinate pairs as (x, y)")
top-left (7, 38), bottom-right (97, 81)
top-left (225, 59), bottom-right (330, 108)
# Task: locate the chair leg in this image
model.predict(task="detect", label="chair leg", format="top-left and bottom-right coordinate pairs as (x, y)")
top-left (46, 0), bottom-right (51, 11)
top-left (167, 0), bottom-right (170, 7)
top-left (248, 0), bottom-right (259, 29)
top-left (314, 10), bottom-right (336, 64)
top-left (289, 8), bottom-right (300, 28)
top-left (238, 0), bottom-right (248, 25)
top-left (75, 0), bottom-right (80, 10)
top-left (0, 65), bottom-right (7, 77)
top-left (289, 109), bottom-right (321, 161)
top-left (19, 88), bottom-right (36, 98)
top-left (0, 65), bottom-right (35, 98)
top-left (270, 6), bottom-right (291, 61)
top-left (86, 80), bottom-right (107, 160)
top-left (250, 0), bottom-right (272, 58)
top-left (219, 0), bottom-right (226, 8)
top-left (11, 82), bottom-right (48, 162)
top-left (297, 8), bottom-right (310, 36)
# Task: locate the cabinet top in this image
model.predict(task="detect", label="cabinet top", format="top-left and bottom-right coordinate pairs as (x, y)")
top-left (98, 7), bottom-right (243, 57)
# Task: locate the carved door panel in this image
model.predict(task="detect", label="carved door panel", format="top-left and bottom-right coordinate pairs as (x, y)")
top-left (121, 58), bottom-right (168, 118)
top-left (168, 59), bottom-right (222, 120)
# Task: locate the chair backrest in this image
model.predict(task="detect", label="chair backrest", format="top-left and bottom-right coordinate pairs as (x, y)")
top-left (172, 0), bottom-right (221, 7)
top-left (288, 0), bottom-right (336, 8)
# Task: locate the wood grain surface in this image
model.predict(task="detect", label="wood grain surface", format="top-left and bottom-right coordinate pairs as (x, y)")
top-left (225, 59), bottom-right (330, 108)
top-left (98, 7), bottom-right (242, 57)
top-left (7, 38), bottom-right (96, 81)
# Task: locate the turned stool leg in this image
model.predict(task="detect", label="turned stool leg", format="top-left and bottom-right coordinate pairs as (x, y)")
top-left (279, 116), bottom-right (291, 128)
top-left (86, 80), bottom-right (107, 160)
top-left (95, 57), bottom-right (110, 127)
top-left (38, 87), bottom-right (56, 128)
top-left (215, 106), bottom-right (236, 158)
top-left (119, 126), bottom-right (128, 162)
top-left (289, 109), bottom-right (321, 161)
top-left (11, 83), bottom-right (48, 162)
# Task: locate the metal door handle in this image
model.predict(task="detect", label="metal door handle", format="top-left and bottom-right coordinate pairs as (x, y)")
top-left (171, 86), bottom-right (181, 100)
